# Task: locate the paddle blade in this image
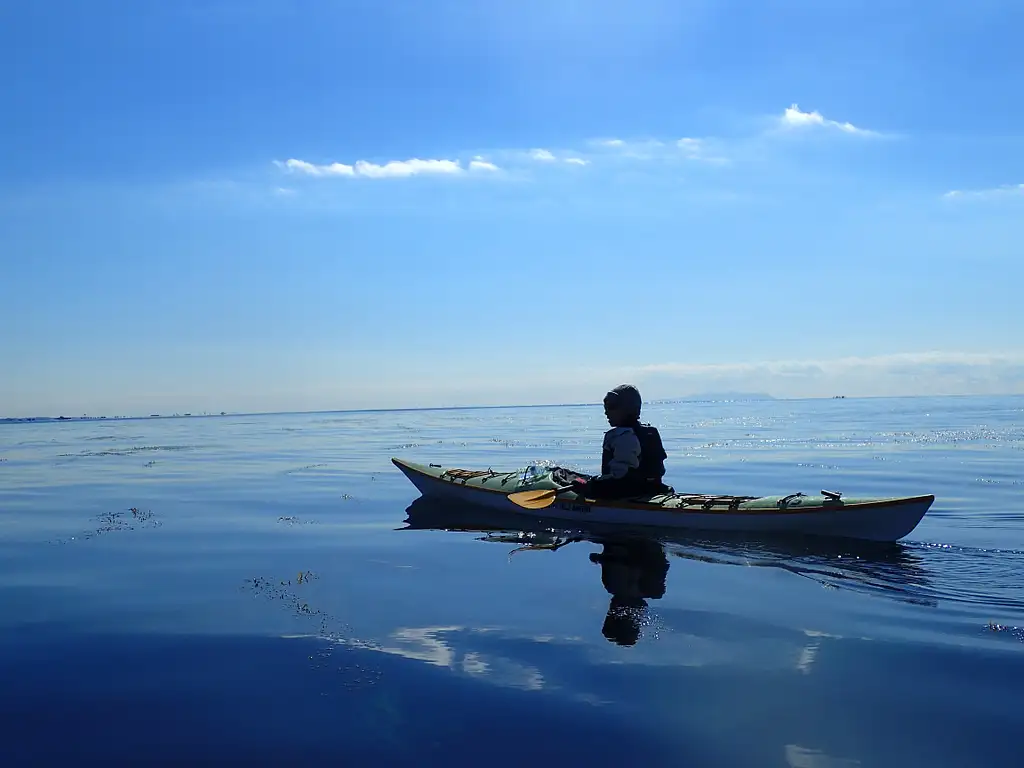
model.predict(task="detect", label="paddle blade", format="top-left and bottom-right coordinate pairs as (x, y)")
top-left (508, 488), bottom-right (559, 510)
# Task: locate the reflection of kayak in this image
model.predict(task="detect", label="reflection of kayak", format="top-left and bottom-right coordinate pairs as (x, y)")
top-left (399, 497), bottom-right (938, 607)
top-left (391, 458), bottom-right (935, 543)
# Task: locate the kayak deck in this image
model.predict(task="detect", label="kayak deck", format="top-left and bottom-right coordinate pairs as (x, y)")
top-left (391, 458), bottom-right (935, 542)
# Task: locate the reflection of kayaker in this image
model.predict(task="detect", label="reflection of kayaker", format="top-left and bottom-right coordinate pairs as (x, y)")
top-left (588, 538), bottom-right (670, 646)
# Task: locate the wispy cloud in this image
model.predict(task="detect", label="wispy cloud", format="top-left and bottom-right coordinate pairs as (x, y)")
top-left (777, 104), bottom-right (878, 137)
top-left (676, 137), bottom-right (729, 164)
top-left (590, 138), bottom-right (665, 160)
top-left (469, 156), bottom-right (500, 172)
top-left (274, 156), bottom-right (493, 179)
top-left (943, 183), bottom-right (1024, 201)
top-left (525, 148), bottom-right (588, 166)
top-left (676, 137), bottom-right (704, 157)
top-left (587, 136), bottom-right (727, 164)
top-left (635, 350), bottom-right (1024, 378)
top-left (621, 350), bottom-right (1024, 399)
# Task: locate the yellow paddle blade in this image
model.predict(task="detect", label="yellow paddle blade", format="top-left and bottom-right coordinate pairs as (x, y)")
top-left (507, 488), bottom-right (559, 510)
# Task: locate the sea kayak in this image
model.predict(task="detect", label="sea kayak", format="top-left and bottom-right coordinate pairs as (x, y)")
top-left (391, 458), bottom-right (935, 543)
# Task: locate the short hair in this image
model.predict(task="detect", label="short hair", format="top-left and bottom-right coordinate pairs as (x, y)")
top-left (603, 384), bottom-right (642, 415)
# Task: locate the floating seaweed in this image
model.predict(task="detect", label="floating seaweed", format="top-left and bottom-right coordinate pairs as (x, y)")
top-left (53, 506), bottom-right (162, 544)
top-left (242, 571), bottom-right (383, 692)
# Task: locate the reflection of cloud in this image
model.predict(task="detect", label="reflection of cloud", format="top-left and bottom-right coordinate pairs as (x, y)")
top-left (319, 626), bottom-right (610, 705)
top-left (461, 651), bottom-right (489, 675)
top-left (346, 626), bottom-right (547, 691)
top-left (471, 627), bottom-right (587, 644)
top-left (796, 641), bottom-right (819, 674)
top-left (786, 744), bottom-right (861, 767)
top-left (803, 630), bottom-right (842, 639)
top-left (582, 625), bottom-right (826, 673)
top-left (793, 629), bottom-right (869, 679)
top-left (378, 626), bottom-right (459, 666)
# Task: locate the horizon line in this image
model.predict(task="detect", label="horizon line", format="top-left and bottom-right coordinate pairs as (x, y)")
top-left (3, 391), bottom-right (1022, 424)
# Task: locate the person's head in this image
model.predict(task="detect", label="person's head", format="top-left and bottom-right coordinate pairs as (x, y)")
top-left (602, 384), bottom-right (642, 427)
top-left (601, 596), bottom-right (646, 646)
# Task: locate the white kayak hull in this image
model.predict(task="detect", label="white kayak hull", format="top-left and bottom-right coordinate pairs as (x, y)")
top-left (391, 458), bottom-right (935, 543)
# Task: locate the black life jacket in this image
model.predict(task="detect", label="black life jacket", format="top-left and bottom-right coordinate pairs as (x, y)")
top-left (601, 422), bottom-right (667, 483)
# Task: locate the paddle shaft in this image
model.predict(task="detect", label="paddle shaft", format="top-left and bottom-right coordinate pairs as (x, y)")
top-left (546, 484), bottom-right (576, 496)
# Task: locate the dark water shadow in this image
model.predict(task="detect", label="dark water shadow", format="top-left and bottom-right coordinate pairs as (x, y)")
top-left (399, 497), bottom-right (940, 610)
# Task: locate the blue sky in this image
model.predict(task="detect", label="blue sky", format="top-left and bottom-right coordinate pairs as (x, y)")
top-left (2, 0), bottom-right (1022, 416)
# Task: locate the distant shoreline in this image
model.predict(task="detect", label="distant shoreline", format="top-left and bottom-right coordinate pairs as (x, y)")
top-left (3, 392), bottom-right (1022, 424)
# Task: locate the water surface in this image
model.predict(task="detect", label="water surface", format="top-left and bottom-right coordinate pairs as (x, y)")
top-left (1, 396), bottom-right (1022, 765)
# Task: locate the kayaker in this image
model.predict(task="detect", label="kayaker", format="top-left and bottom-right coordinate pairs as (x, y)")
top-left (571, 384), bottom-right (671, 500)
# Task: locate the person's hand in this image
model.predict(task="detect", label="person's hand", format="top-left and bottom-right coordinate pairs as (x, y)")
top-left (571, 477), bottom-right (590, 495)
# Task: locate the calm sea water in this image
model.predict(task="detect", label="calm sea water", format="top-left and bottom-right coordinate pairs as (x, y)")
top-left (1, 395), bottom-right (1022, 766)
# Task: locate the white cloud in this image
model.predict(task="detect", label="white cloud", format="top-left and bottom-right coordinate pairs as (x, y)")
top-left (943, 183), bottom-right (1024, 201)
top-left (275, 158), bottom-right (355, 176)
top-left (525, 148), bottom-right (589, 165)
top-left (276, 157), bottom-right (464, 179)
top-left (353, 158), bottom-right (462, 178)
top-left (778, 104), bottom-right (876, 136)
top-left (469, 156), bottom-right (500, 172)
top-left (272, 102), bottom-right (887, 187)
